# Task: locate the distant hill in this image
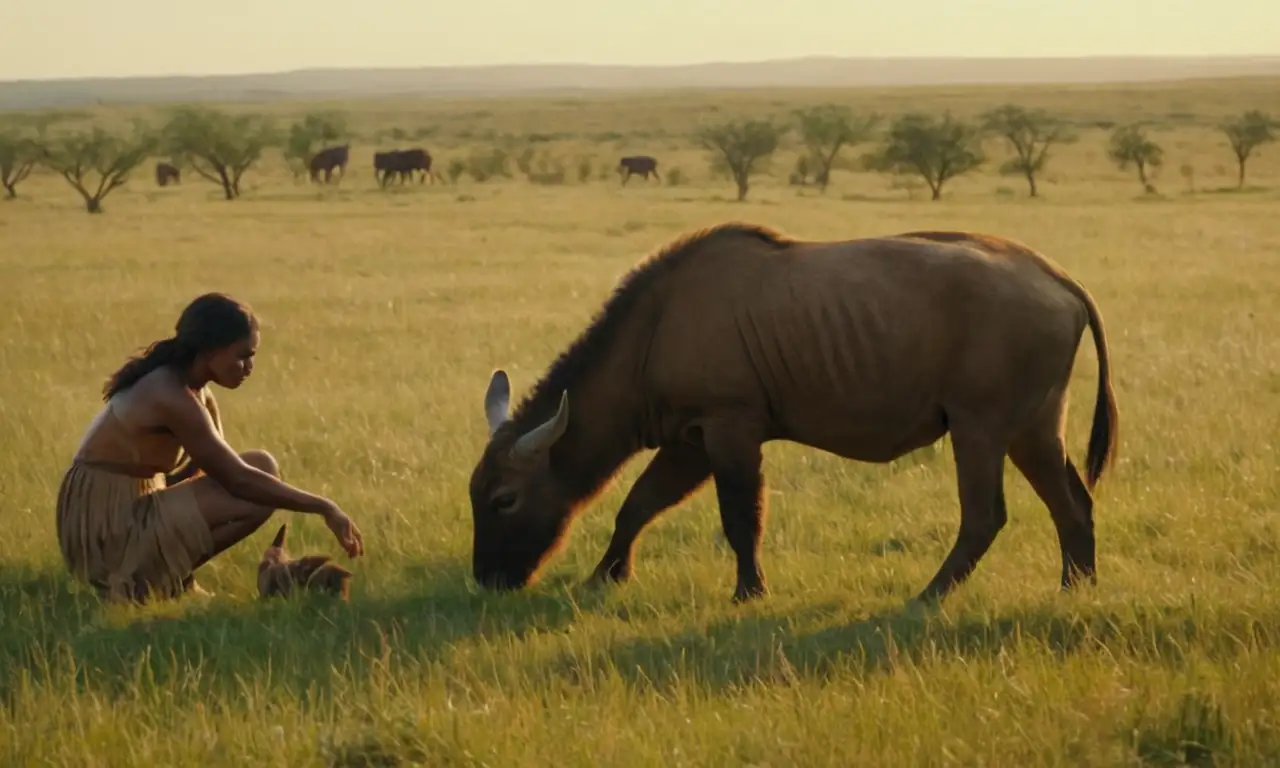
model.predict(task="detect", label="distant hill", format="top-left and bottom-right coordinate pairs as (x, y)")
top-left (3, 55), bottom-right (1280, 111)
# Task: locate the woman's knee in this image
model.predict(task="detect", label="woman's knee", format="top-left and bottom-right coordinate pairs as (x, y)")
top-left (240, 449), bottom-right (280, 478)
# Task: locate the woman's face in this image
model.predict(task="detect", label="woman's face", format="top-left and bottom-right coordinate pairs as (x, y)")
top-left (207, 330), bottom-right (259, 389)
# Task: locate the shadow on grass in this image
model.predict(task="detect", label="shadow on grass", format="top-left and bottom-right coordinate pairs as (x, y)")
top-left (531, 597), bottom-right (1280, 695)
top-left (0, 558), bottom-right (600, 704)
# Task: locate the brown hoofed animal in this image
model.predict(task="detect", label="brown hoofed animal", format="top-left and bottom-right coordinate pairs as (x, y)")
top-left (257, 523), bottom-right (353, 601)
top-left (308, 144), bottom-right (350, 184)
top-left (469, 223), bottom-right (1118, 605)
top-left (374, 147), bottom-right (436, 186)
top-left (617, 155), bottom-right (659, 185)
top-left (155, 162), bottom-right (181, 187)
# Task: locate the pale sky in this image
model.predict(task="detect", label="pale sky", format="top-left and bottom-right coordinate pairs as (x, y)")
top-left (0, 0), bottom-right (1274, 81)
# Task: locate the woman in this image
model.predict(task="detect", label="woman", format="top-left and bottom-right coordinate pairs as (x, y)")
top-left (56, 292), bottom-right (365, 604)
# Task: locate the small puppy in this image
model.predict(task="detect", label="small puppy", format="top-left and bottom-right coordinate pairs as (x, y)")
top-left (257, 523), bottom-right (353, 601)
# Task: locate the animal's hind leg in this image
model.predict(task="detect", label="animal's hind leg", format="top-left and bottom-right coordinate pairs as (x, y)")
top-left (1009, 412), bottom-right (1097, 589)
top-left (700, 420), bottom-right (769, 603)
top-left (914, 424), bottom-right (1009, 604)
top-left (587, 443), bottom-right (712, 586)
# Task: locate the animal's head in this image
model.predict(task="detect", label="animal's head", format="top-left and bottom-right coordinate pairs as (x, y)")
top-left (468, 369), bottom-right (575, 591)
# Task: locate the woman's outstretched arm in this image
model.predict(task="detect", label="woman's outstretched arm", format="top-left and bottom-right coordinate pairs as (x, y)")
top-left (158, 386), bottom-right (335, 516)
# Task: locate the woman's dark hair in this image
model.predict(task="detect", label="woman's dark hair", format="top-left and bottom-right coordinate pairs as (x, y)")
top-left (102, 292), bottom-right (259, 401)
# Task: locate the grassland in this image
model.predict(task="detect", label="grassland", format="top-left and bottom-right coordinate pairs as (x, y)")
top-left (1, 77), bottom-right (1279, 766)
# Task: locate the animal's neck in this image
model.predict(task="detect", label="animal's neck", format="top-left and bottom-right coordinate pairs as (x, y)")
top-left (555, 401), bottom-right (643, 506)
top-left (517, 357), bottom-right (647, 509)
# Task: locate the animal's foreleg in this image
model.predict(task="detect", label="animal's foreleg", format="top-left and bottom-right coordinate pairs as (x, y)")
top-left (588, 443), bottom-right (712, 586)
top-left (702, 423), bottom-right (768, 602)
top-left (915, 429), bottom-right (1008, 604)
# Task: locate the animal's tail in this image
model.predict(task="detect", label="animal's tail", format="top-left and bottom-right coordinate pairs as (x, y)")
top-left (271, 523), bottom-right (288, 548)
top-left (1059, 278), bottom-right (1118, 490)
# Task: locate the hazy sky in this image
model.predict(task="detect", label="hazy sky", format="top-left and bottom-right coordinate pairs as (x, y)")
top-left (1, 0), bottom-right (1274, 81)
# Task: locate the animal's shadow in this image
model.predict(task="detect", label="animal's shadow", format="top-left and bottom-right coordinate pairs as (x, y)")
top-left (0, 560), bottom-right (602, 704)
top-left (525, 596), bottom-right (1280, 695)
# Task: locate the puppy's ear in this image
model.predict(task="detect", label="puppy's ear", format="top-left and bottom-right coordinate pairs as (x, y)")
top-left (271, 523), bottom-right (288, 549)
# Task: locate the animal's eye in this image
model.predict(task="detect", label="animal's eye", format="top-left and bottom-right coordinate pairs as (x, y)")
top-left (491, 491), bottom-right (518, 514)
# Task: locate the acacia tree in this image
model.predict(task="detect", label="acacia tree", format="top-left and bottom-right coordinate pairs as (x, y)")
top-left (163, 106), bottom-right (277, 200)
top-left (35, 123), bottom-right (156, 213)
top-left (1219, 110), bottom-right (1275, 189)
top-left (283, 111), bottom-right (349, 181)
top-left (981, 105), bottom-right (1076, 197)
top-left (792, 105), bottom-right (879, 192)
top-left (696, 118), bottom-right (786, 201)
top-left (864, 112), bottom-right (984, 201)
top-left (0, 128), bottom-right (39, 199)
top-left (1108, 124), bottom-right (1163, 191)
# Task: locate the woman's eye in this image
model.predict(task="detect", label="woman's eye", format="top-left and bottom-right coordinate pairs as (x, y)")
top-left (492, 492), bottom-right (518, 513)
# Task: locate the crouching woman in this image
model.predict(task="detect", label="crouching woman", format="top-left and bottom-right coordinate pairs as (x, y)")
top-left (55, 292), bottom-right (364, 604)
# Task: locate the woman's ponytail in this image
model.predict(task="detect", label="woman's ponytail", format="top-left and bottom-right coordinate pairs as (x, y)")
top-left (101, 336), bottom-right (194, 401)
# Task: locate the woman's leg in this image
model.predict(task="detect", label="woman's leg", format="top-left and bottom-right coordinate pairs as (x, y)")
top-left (177, 449), bottom-right (283, 569)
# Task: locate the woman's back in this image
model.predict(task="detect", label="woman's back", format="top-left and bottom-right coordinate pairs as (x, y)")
top-left (73, 372), bottom-right (190, 477)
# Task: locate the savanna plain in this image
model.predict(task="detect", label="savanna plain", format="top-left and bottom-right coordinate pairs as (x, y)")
top-left (1, 77), bottom-right (1279, 767)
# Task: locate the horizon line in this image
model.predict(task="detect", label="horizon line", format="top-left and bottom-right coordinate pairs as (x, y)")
top-left (6, 52), bottom-right (1280, 86)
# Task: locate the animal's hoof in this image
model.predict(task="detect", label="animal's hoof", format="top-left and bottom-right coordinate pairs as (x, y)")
top-left (731, 583), bottom-right (768, 603)
top-left (587, 560), bottom-right (632, 587)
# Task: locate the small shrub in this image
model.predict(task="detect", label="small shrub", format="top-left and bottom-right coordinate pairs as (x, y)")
top-left (446, 158), bottom-right (467, 184)
top-left (665, 167), bottom-right (685, 186)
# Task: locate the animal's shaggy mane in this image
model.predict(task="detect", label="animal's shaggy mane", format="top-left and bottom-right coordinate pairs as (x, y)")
top-left (508, 222), bottom-right (793, 429)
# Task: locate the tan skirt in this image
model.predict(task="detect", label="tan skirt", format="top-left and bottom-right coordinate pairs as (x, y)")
top-left (55, 461), bottom-right (214, 603)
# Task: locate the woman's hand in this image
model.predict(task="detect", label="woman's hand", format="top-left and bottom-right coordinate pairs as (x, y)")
top-left (322, 502), bottom-right (365, 558)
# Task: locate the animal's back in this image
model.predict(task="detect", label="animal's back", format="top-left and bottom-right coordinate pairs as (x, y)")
top-left (643, 229), bottom-right (1091, 461)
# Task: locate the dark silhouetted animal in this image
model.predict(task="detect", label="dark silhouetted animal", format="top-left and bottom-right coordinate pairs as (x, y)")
top-left (617, 155), bottom-right (659, 185)
top-left (257, 523), bottom-right (353, 601)
top-left (468, 223), bottom-right (1118, 606)
top-left (373, 148), bottom-right (437, 186)
top-left (155, 162), bottom-right (181, 187)
top-left (308, 144), bottom-right (350, 184)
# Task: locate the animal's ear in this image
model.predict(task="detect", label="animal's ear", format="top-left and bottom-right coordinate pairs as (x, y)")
top-left (271, 523), bottom-right (288, 549)
top-left (510, 390), bottom-right (570, 460)
top-left (484, 369), bottom-right (511, 435)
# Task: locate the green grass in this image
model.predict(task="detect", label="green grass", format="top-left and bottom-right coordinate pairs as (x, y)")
top-left (1, 80), bottom-right (1280, 766)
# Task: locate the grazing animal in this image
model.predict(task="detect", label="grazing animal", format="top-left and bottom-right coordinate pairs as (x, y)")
top-left (154, 162), bottom-right (181, 187)
top-left (468, 223), bottom-right (1118, 605)
top-left (374, 147), bottom-right (436, 186)
top-left (308, 144), bottom-right (350, 184)
top-left (617, 155), bottom-right (659, 185)
top-left (257, 523), bottom-right (353, 601)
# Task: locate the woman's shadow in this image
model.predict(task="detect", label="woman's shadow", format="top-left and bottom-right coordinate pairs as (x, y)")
top-left (0, 559), bottom-right (596, 702)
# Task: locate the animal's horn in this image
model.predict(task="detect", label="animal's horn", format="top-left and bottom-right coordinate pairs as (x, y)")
top-left (271, 523), bottom-right (287, 548)
top-left (484, 369), bottom-right (511, 435)
top-left (510, 390), bottom-right (570, 460)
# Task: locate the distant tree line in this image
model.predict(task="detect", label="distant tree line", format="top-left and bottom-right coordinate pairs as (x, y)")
top-left (0, 104), bottom-right (1275, 212)
top-left (693, 105), bottom-right (1278, 201)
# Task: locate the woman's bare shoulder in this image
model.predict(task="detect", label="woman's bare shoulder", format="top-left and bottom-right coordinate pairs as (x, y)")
top-left (122, 368), bottom-right (203, 420)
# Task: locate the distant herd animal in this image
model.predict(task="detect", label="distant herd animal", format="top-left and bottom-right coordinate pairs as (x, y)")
top-left (373, 148), bottom-right (438, 186)
top-left (617, 155), bottom-right (659, 185)
top-left (154, 150), bottom-right (663, 188)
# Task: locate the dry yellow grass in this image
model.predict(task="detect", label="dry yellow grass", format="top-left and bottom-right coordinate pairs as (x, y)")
top-left (1, 78), bottom-right (1279, 766)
